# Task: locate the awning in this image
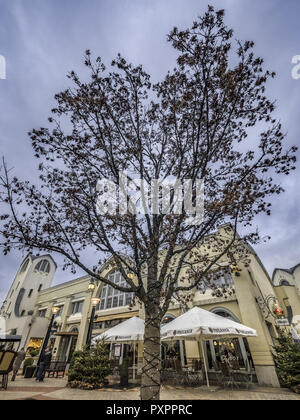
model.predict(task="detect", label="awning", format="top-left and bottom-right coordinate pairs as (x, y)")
top-left (161, 307), bottom-right (257, 341)
top-left (54, 331), bottom-right (78, 337)
top-left (94, 311), bottom-right (139, 323)
top-left (92, 317), bottom-right (144, 344)
top-left (0, 334), bottom-right (22, 342)
top-left (161, 307), bottom-right (257, 388)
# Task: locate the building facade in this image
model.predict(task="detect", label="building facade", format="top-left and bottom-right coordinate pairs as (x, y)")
top-left (1, 241), bottom-right (300, 388)
top-left (0, 254), bottom-right (56, 349)
top-left (272, 264), bottom-right (300, 330)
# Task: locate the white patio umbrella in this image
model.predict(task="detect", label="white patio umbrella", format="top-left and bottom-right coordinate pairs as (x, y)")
top-left (161, 307), bottom-right (257, 387)
top-left (92, 316), bottom-right (145, 380)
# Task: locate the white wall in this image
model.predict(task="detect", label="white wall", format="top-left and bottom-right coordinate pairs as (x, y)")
top-left (0, 255), bottom-right (56, 348)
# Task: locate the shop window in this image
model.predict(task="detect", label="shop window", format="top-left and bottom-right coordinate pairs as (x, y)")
top-left (161, 315), bottom-right (187, 366)
top-left (205, 308), bottom-right (254, 371)
top-left (27, 338), bottom-right (43, 355)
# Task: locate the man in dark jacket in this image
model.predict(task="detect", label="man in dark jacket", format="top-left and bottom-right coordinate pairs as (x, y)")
top-left (36, 347), bottom-right (52, 382)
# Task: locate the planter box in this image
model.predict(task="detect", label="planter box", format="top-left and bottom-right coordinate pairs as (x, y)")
top-left (24, 366), bottom-right (36, 378)
top-left (120, 375), bottom-right (128, 387)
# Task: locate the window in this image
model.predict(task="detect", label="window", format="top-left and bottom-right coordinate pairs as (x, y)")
top-left (248, 270), bottom-right (256, 286)
top-left (20, 310), bottom-right (26, 317)
top-left (55, 306), bottom-right (64, 317)
top-left (280, 280), bottom-right (290, 286)
top-left (71, 301), bottom-right (84, 314)
top-left (205, 308), bottom-right (254, 371)
top-left (196, 268), bottom-right (234, 292)
top-left (38, 309), bottom-right (47, 318)
top-left (20, 259), bottom-right (29, 273)
top-left (35, 260), bottom-right (50, 274)
top-left (38, 284), bottom-right (43, 292)
top-left (28, 289), bottom-right (33, 298)
top-left (9, 289), bottom-right (14, 298)
top-left (97, 272), bottom-right (134, 310)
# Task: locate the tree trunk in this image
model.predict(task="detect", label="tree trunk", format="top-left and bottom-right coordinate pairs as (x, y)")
top-left (140, 301), bottom-right (162, 400)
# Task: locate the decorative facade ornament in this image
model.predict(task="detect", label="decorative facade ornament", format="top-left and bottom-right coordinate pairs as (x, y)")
top-left (255, 294), bottom-right (280, 319)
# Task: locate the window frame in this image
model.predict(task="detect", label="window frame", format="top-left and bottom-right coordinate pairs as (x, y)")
top-left (97, 271), bottom-right (134, 311)
top-left (35, 259), bottom-right (51, 274)
top-left (71, 301), bottom-right (84, 315)
top-left (38, 309), bottom-right (47, 318)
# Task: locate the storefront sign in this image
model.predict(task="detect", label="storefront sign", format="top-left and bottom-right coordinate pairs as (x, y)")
top-left (114, 344), bottom-right (121, 357)
top-left (275, 318), bottom-right (289, 326)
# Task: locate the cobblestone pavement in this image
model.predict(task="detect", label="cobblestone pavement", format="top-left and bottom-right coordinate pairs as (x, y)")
top-left (1, 376), bottom-right (300, 400)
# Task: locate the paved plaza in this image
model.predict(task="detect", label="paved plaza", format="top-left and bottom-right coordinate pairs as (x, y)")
top-left (1, 376), bottom-right (300, 400)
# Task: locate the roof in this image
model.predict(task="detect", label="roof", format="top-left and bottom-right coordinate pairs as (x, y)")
top-left (20, 253), bottom-right (58, 270)
top-left (37, 274), bottom-right (90, 294)
top-left (272, 263), bottom-right (300, 283)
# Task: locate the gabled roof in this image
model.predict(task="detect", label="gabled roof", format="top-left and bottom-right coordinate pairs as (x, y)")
top-left (21, 253), bottom-right (57, 269)
top-left (272, 263), bottom-right (300, 283)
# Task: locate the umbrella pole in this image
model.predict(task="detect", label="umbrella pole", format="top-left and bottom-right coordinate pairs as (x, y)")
top-left (200, 340), bottom-right (210, 388)
top-left (133, 342), bottom-right (136, 381)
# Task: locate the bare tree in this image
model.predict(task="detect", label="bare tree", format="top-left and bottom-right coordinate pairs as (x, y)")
top-left (0, 7), bottom-right (297, 400)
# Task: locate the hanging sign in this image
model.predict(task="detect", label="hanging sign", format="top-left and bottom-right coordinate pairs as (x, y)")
top-left (275, 318), bottom-right (289, 326)
top-left (114, 344), bottom-right (121, 357)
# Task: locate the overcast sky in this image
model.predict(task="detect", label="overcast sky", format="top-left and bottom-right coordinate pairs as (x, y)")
top-left (0, 0), bottom-right (299, 304)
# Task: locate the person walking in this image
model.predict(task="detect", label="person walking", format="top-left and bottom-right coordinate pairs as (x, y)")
top-left (11, 347), bottom-right (26, 381)
top-left (36, 347), bottom-right (52, 382)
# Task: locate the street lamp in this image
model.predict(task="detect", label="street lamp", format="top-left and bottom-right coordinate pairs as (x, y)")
top-left (37, 306), bottom-right (60, 369)
top-left (88, 278), bottom-right (96, 291)
top-left (86, 297), bottom-right (101, 349)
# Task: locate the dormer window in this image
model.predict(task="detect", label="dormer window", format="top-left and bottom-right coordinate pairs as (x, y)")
top-left (35, 260), bottom-right (50, 274)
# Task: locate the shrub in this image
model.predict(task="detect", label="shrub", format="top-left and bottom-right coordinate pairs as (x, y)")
top-left (273, 330), bottom-right (300, 391)
top-left (29, 349), bottom-right (39, 358)
top-left (23, 357), bottom-right (35, 375)
top-left (67, 342), bottom-right (113, 390)
top-left (23, 357), bottom-right (34, 368)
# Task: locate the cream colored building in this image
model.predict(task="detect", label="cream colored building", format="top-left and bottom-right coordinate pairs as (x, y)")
top-left (0, 254), bottom-right (56, 349)
top-left (2, 232), bottom-right (300, 388)
top-left (272, 264), bottom-right (300, 332)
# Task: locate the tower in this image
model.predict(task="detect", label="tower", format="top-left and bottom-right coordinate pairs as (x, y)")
top-left (0, 254), bottom-right (56, 348)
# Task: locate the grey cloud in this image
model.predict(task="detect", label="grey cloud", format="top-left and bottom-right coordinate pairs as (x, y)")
top-left (0, 0), bottom-right (299, 301)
